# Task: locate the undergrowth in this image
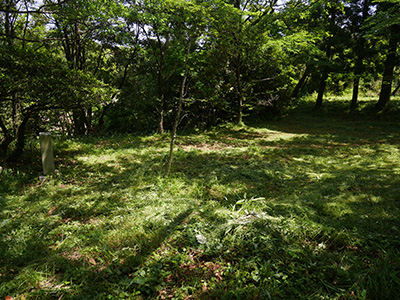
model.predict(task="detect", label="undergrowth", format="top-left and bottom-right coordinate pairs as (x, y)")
top-left (1, 99), bottom-right (400, 299)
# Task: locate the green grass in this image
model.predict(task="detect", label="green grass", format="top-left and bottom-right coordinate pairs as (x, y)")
top-left (1, 99), bottom-right (400, 299)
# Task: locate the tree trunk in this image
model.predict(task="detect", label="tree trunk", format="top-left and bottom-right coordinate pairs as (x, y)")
top-left (392, 82), bottom-right (400, 96)
top-left (235, 54), bottom-right (244, 124)
top-left (96, 55), bottom-right (134, 132)
top-left (158, 93), bottom-right (165, 134)
top-left (350, 77), bottom-right (360, 111)
top-left (166, 40), bottom-right (191, 175)
top-left (84, 107), bottom-right (92, 135)
top-left (232, 0), bottom-right (244, 124)
top-left (156, 68), bottom-right (165, 134)
top-left (12, 92), bottom-right (19, 140)
top-left (350, 0), bottom-right (370, 111)
top-left (351, 50), bottom-right (365, 111)
top-left (156, 33), bottom-right (169, 135)
top-left (315, 72), bottom-right (328, 109)
top-left (315, 37), bottom-right (333, 109)
top-left (157, 66), bottom-right (165, 134)
top-left (315, 2), bottom-right (337, 109)
top-left (315, 42), bottom-right (332, 109)
top-left (73, 109), bottom-right (86, 136)
top-left (4, 0), bottom-right (16, 45)
top-left (7, 112), bottom-right (32, 162)
top-left (375, 25), bottom-right (399, 112)
top-left (292, 66), bottom-right (310, 99)
top-left (0, 115), bottom-right (11, 157)
top-left (98, 103), bottom-right (112, 130)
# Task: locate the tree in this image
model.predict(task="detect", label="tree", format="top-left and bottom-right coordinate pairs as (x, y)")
top-left (0, 45), bottom-right (113, 161)
top-left (198, 0), bottom-right (285, 123)
top-left (0, 0), bottom-right (115, 161)
top-left (278, 0), bottom-right (350, 108)
top-left (312, 0), bottom-right (348, 108)
top-left (346, 0), bottom-right (374, 110)
top-left (371, 0), bottom-right (400, 112)
top-left (164, 0), bottom-right (206, 173)
top-left (136, 0), bottom-right (176, 134)
top-left (46, 0), bottom-right (124, 134)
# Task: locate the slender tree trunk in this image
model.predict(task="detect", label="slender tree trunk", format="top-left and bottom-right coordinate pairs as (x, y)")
top-left (97, 47), bottom-right (136, 131)
top-left (157, 66), bottom-right (165, 134)
top-left (392, 82), bottom-right (400, 96)
top-left (232, 0), bottom-right (244, 124)
top-left (315, 41), bottom-right (332, 108)
top-left (4, 0), bottom-right (15, 45)
top-left (7, 112), bottom-right (32, 162)
top-left (98, 103), bottom-right (111, 130)
top-left (315, 72), bottom-right (328, 109)
top-left (156, 66), bottom-right (165, 134)
top-left (158, 90), bottom-right (165, 134)
top-left (350, 77), bottom-right (360, 111)
top-left (141, 26), bottom-right (169, 135)
top-left (315, 2), bottom-right (337, 109)
top-left (12, 93), bottom-right (19, 139)
top-left (22, 2), bottom-right (29, 49)
top-left (85, 107), bottom-right (92, 135)
top-left (56, 19), bottom-right (91, 135)
top-left (350, 0), bottom-right (370, 111)
top-left (73, 109), bottom-right (86, 135)
top-left (375, 25), bottom-right (399, 112)
top-left (235, 54), bottom-right (244, 124)
top-left (292, 66), bottom-right (310, 99)
top-left (166, 40), bottom-right (191, 175)
top-left (0, 115), bottom-right (11, 157)
top-left (351, 54), bottom-right (364, 111)
top-left (157, 34), bottom-right (169, 134)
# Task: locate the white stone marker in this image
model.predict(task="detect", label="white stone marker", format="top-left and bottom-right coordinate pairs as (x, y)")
top-left (39, 132), bottom-right (55, 176)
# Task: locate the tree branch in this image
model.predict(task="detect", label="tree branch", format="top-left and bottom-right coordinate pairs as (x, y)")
top-left (0, 33), bottom-right (65, 43)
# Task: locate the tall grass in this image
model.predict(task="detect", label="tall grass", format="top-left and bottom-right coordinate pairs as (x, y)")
top-left (1, 99), bottom-right (400, 299)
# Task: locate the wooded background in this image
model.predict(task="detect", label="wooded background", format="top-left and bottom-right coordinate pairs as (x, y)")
top-left (1, 0), bottom-right (399, 161)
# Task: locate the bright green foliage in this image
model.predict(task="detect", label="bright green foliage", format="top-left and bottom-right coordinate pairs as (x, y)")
top-left (2, 0), bottom-right (399, 161)
top-left (368, 0), bottom-right (400, 31)
top-left (0, 0), bottom-right (120, 158)
top-left (366, 0), bottom-right (400, 111)
top-left (0, 43), bottom-right (114, 160)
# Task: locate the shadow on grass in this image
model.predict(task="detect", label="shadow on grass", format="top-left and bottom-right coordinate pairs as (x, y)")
top-left (0, 202), bottom-right (195, 299)
top-left (1, 109), bottom-right (400, 299)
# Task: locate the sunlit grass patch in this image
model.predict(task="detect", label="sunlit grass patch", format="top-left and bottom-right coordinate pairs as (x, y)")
top-left (1, 104), bottom-right (400, 299)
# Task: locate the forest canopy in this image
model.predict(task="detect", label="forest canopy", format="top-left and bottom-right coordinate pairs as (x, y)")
top-left (1, 0), bottom-right (399, 161)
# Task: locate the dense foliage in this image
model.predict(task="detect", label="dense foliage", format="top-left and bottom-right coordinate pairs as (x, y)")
top-left (1, 0), bottom-right (399, 161)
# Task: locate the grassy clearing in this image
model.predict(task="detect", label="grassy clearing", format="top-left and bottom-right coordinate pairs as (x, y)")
top-left (1, 100), bottom-right (400, 299)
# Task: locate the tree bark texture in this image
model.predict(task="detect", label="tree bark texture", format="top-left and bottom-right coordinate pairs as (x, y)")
top-left (375, 25), bottom-right (399, 112)
top-left (7, 111), bottom-right (32, 162)
top-left (316, 72), bottom-right (328, 109)
top-left (351, 77), bottom-right (360, 111)
top-left (292, 66), bottom-right (310, 99)
top-left (0, 115), bottom-right (11, 157)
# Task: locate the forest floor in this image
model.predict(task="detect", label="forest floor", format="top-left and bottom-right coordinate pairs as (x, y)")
top-left (1, 98), bottom-right (400, 299)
